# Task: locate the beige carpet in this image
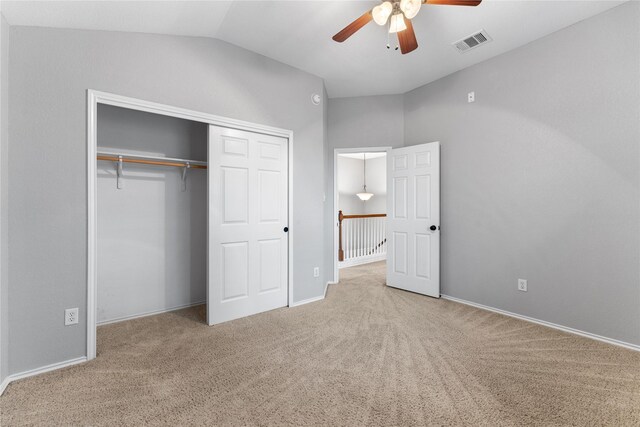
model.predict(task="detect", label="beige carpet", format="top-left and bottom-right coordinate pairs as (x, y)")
top-left (2, 262), bottom-right (640, 426)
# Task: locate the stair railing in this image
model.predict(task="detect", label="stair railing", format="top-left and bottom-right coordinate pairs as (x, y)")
top-left (338, 210), bottom-right (387, 267)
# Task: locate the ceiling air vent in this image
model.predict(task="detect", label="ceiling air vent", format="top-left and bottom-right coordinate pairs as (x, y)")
top-left (453, 29), bottom-right (492, 53)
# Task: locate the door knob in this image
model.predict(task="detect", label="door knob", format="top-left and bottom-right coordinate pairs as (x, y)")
top-left (284, 227), bottom-right (289, 232)
top-left (430, 225), bottom-right (437, 231)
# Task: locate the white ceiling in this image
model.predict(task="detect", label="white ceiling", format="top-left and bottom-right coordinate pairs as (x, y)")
top-left (1, 0), bottom-right (626, 98)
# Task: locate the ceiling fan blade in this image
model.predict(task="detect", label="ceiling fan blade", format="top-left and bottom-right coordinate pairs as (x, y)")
top-left (332, 11), bottom-right (373, 43)
top-left (398, 17), bottom-right (418, 54)
top-left (423, 0), bottom-right (482, 6)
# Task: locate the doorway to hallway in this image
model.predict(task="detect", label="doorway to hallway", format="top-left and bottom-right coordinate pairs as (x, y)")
top-left (337, 151), bottom-right (388, 269)
top-left (333, 143), bottom-right (441, 298)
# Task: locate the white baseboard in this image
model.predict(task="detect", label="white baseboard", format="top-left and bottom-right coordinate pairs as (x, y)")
top-left (0, 376), bottom-right (10, 395)
top-left (290, 295), bottom-right (324, 307)
top-left (339, 253), bottom-right (386, 269)
top-left (290, 281), bottom-right (335, 308)
top-left (97, 300), bottom-right (206, 326)
top-left (324, 280), bottom-right (336, 298)
top-left (441, 294), bottom-right (640, 352)
top-left (0, 356), bottom-right (87, 396)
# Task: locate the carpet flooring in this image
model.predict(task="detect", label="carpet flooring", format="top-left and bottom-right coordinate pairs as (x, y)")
top-left (2, 261), bottom-right (640, 426)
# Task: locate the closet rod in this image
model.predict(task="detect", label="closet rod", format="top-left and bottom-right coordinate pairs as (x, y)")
top-left (97, 152), bottom-right (207, 169)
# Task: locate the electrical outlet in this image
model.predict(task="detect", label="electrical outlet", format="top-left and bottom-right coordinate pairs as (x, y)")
top-left (65, 308), bottom-right (79, 326)
top-left (313, 267), bottom-right (320, 278)
top-left (468, 91), bottom-right (475, 103)
top-left (517, 279), bottom-right (527, 292)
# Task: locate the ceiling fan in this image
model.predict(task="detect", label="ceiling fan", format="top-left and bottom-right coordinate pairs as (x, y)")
top-left (332, 0), bottom-right (482, 54)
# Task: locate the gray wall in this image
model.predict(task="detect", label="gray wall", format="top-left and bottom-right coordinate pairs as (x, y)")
top-left (404, 2), bottom-right (640, 345)
top-left (0, 12), bottom-right (9, 384)
top-left (328, 95), bottom-right (404, 150)
top-left (326, 95), bottom-right (403, 280)
top-left (96, 105), bottom-right (207, 324)
top-left (8, 27), bottom-right (326, 375)
top-left (362, 156), bottom-right (386, 215)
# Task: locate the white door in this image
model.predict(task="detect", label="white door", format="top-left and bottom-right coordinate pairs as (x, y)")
top-left (208, 125), bottom-right (289, 325)
top-left (386, 142), bottom-right (440, 297)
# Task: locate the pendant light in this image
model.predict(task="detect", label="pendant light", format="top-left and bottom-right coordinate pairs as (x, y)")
top-left (356, 153), bottom-right (374, 201)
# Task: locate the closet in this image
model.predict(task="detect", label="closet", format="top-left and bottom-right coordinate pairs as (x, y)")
top-left (88, 93), bottom-right (291, 355)
top-left (96, 104), bottom-right (208, 325)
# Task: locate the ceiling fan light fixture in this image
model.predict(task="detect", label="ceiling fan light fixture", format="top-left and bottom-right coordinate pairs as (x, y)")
top-left (332, 0), bottom-right (482, 54)
top-left (388, 13), bottom-right (407, 33)
top-left (400, 0), bottom-right (422, 20)
top-left (372, 1), bottom-right (393, 26)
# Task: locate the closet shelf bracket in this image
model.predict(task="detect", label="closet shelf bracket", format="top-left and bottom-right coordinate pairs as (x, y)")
top-left (117, 156), bottom-right (124, 190)
top-left (181, 162), bottom-right (190, 192)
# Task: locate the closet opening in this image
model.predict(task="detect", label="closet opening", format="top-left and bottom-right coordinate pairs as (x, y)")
top-left (87, 90), bottom-right (295, 361)
top-left (95, 104), bottom-right (208, 353)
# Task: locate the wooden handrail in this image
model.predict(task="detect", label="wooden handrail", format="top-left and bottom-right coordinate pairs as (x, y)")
top-left (342, 213), bottom-right (386, 219)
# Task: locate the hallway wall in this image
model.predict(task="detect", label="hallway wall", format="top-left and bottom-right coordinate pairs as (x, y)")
top-left (337, 155), bottom-right (386, 216)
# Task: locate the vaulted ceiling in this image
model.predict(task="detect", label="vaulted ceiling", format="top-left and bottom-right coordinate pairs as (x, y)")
top-left (1, 1), bottom-right (626, 98)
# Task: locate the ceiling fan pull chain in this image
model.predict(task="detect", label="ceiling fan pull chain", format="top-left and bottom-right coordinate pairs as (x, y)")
top-left (386, 19), bottom-right (391, 49)
top-left (385, 16), bottom-right (399, 51)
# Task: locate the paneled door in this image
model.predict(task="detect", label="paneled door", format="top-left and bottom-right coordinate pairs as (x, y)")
top-left (208, 125), bottom-right (289, 325)
top-left (386, 142), bottom-right (440, 298)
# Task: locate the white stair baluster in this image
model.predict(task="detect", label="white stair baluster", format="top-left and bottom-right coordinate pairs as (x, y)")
top-left (347, 220), bottom-right (351, 260)
top-left (344, 220), bottom-right (348, 261)
top-left (365, 218), bottom-right (369, 256)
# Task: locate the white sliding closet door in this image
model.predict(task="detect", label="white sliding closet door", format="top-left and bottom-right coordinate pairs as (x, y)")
top-left (208, 125), bottom-right (289, 325)
top-left (386, 142), bottom-right (440, 298)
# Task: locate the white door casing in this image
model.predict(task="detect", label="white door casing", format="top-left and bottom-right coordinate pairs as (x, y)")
top-left (208, 125), bottom-right (289, 325)
top-left (386, 142), bottom-right (440, 297)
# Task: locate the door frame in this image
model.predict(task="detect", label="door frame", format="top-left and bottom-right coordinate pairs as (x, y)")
top-left (87, 90), bottom-right (294, 360)
top-left (332, 146), bottom-right (391, 283)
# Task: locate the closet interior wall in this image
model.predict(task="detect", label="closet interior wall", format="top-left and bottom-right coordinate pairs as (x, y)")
top-left (96, 104), bottom-right (207, 324)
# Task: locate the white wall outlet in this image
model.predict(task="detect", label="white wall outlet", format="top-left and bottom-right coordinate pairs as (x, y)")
top-left (313, 267), bottom-right (320, 278)
top-left (65, 308), bottom-right (79, 326)
top-left (468, 91), bottom-right (475, 103)
top-left (517, 279), bottom-right (528, 292)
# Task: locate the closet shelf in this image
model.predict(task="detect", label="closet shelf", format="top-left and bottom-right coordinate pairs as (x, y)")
top-left (97, 151), bottom-right (207, 169)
